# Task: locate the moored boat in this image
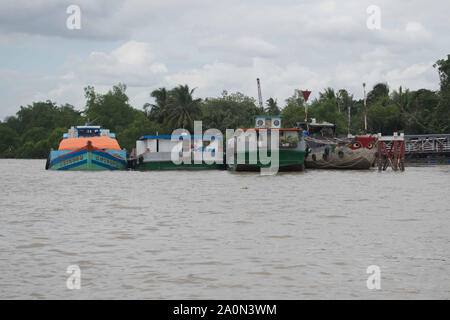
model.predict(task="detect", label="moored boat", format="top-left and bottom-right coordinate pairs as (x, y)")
top-left (135, 134), bottom-right (224, 170)
top-left (298, 120), bottom-right (376, 169)
top-left (46, 125), bottom-right (127, 170)
top-left (227, 116), bottom-right (307, 172)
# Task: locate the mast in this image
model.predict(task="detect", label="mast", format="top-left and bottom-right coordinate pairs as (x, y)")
top-left (304, 99), bottom-right (308, 123)
top-left (363, 82), bottom-right (367, 134)
top-left (347, 100), bottom-right (351, 136)
top-left (256, 78), bottom-right (264, 111)
top-left (301, 90), bottom-right (311, 123)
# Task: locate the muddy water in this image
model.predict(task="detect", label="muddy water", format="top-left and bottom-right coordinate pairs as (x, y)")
top-left (0, 159), bottom-right (448, 299)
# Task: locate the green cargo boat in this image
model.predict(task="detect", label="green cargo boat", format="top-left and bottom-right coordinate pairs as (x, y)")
top-left (226, 116), bottom-right (307, 172)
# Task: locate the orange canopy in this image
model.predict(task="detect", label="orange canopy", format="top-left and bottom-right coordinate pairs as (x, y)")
top-left (58, 137), bottom-right (122, 151)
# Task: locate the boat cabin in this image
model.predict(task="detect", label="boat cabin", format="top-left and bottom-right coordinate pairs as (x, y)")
top-left (63, 126), bottom-right (115, 139)
top-left (227, 116), bottom-right (304, 155)
top-left (296, 119), bottom-right (336, 137)
top-left (136, 134), bottom-right (223, 162)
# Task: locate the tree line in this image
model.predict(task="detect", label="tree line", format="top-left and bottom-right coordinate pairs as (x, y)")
top-left (0, 55), bottom-right (448, 159)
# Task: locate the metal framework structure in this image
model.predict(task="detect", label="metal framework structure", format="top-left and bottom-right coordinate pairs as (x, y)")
top-left (403, 134), bottom-right (450, 154)
top-left (377, 132), bottom-right (405, 171)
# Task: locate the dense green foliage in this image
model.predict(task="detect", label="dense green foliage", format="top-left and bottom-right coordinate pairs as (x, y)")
top-left (1, 55), bottom-right (449, 158)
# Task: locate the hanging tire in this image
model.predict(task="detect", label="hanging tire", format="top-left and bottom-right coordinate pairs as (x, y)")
top-left (338, 150), bottom-right (344, 158)
top-left (323, 153), bottom-right (328, 161)
top-left (45, 157), bottom-right (50, 170)
top-left (312, 154), bottom-right (316, 161)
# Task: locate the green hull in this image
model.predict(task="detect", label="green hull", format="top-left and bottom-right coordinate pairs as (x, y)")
top-left (137, 161), bottom-right (223, 170)
top-left (229, 149), bottom-right (306, 171)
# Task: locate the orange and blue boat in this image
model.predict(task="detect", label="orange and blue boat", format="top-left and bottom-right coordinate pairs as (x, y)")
top-left (46, 125), bottom-right (127, 170)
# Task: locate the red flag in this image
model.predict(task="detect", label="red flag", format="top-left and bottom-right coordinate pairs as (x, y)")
top-left (301, 90), bottom-right (311, 103)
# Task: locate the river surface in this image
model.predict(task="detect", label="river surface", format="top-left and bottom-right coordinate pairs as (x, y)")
top-left (0, 159), bottom-right (448, 299)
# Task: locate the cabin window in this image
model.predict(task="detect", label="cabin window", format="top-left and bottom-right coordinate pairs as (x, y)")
top-left (77, 128), bottom-right (100, 136)
top-left (280, 131), bottom-right (299, 148)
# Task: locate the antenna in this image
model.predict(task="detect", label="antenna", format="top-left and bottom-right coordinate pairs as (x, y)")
top-left (256, 78), bottom-right (264, 110)
top-left (363, 82), bottom-right (367, 134)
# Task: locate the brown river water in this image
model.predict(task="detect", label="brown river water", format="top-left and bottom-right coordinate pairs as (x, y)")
top-left (0, 159), bottom-right (448, 299)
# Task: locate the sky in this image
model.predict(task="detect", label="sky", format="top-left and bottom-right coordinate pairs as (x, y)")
top-left (0, 0), bottom-right (449, 120)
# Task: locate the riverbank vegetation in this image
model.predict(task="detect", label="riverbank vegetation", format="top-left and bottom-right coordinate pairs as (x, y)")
top-left (1, 55), bottom-right (449, 158)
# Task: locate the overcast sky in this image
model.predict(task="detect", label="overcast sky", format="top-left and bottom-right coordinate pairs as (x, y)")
top-left (1, 0), bottom-right (449, 119)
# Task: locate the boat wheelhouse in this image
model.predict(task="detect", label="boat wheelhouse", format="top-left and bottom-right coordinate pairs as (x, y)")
top-left (46, 125), bottom-right (127, 170)
top-left (227, 116), bottom-right (307, 171)
top-left (135, 134), bottom-right (223, 170)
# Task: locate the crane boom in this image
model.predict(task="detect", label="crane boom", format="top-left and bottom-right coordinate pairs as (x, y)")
top-left (256, 78), bottom-right (264, 110)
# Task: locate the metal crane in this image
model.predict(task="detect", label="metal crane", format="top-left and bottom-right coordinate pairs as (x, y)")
top-left (256, 78), bottom-right (264, 111)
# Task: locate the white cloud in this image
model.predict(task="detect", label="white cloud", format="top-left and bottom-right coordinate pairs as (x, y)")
top-left (1, 40), bottom-right (169, 114)
top-left (1, 0), bottom-right (448, 119)
top-left (111, 41), bottom-right (155, 65)
top-left (386, 62), bottom-right (438, 91)
top-left (371, 21), bottom-right (433, 46)
top-left (0, 0), bottom-right (130, 40)
top-left (199, 36), bottom-right (280, 58)
top-left (163, 58), bottom-right (327, 103)
top-left (65, 41), bottom-right (168, 87)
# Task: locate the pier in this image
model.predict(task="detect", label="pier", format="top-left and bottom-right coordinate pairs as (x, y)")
top-left (377, 132), bottom-right (405, 171)
top-left (378, 134), bottom-right (450, 165)
top-left (404, 134), bottom-right (450, 163)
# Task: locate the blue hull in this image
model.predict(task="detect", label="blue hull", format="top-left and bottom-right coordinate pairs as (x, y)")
top-left (48, 147), bottom-right (127, 170)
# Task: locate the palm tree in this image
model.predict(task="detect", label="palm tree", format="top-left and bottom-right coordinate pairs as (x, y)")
top-left (392, 86), bottom-right (426, 130)
top-left (391, 86), bottom-right (409, 110)
top-left (265, 98), bottom-right (280, 115)
top-left (165, 85), bottom-right (202, 131)
top-left (319, 87), bottom-right (336, 102)
top-left (337, 89), bottom-right (351, 114)
top-left (146, 87), bottom-right (168, 122)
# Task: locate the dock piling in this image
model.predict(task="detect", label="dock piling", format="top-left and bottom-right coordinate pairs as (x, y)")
top-left (377, 132), bottom-right (405, 172)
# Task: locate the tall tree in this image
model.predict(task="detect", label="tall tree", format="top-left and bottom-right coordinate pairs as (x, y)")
top-left (281, 90), bottom-right (306, 127)
top-left (84, 83), bottom-right (140, 133)
top-left (265, 97), bottom-right (280, 115)
top-left (319, 87), bottom-right (336, 102)
top-left (433, 55), bottom-right (450, 132)
top-left (391, 86), bottom-right (428, 133)
top-left (165, 85), bottom-right (202, 132)
top-left (337, 89), bottom-right (353, 114)
top-left (367, 83), bottom-right (389, 106)
top-left (284, 89), bottom-right (305, 107)
top-left (408, 89), bottom-right (439, 133)
top-left (146, 87), bottom-right (168, 122)
top-left (201, 91), bottom-right (259, 132)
